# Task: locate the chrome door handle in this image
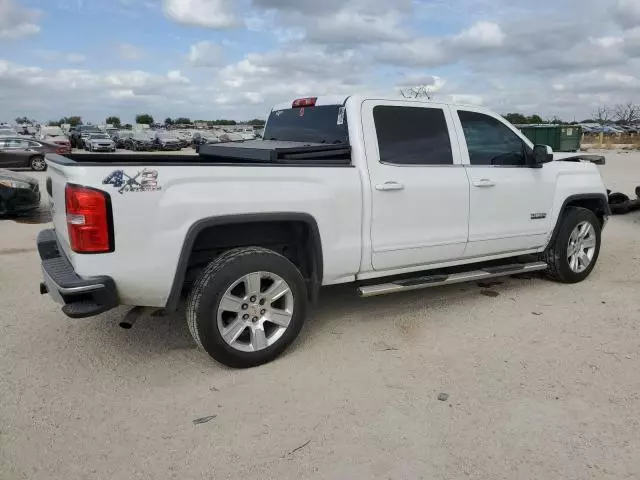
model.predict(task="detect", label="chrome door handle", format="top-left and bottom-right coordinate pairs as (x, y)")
top-left (473, 179), bottom-right (496, 188)
top-left (375, 181), bottom-right (405, 191)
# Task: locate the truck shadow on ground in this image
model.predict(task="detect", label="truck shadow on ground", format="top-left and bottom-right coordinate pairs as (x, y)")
top-left (78, 276), bottom-right (537, 368)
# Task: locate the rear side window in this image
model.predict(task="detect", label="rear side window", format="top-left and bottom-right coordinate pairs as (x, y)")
top-left (264, 105), bottom-right (349, 144)
top-left (373, 106), bottom-right (453, 165)
top-left (458, 110), bottom-right (529, 166)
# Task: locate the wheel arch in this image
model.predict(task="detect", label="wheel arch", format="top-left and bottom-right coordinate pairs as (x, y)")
top-left (547, 193), bottom-right (610, 248)
top-left (165, 213), bottom-right (323, 311)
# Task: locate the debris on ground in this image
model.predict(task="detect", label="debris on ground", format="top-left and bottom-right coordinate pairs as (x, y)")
top-left (480, 290), bottom-right (500, 297)
top-left (373, 341), bottom-right (399, 352)
top-left (192, 415), bottom-right (217, 425)
top-left (438, 393), bottom-right (449, 402)
top-left (286, 440), bottom-right (311, 457)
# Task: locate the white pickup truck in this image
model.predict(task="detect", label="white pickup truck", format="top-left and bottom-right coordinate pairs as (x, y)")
top-left (39, 96), bottom-right (609, 368)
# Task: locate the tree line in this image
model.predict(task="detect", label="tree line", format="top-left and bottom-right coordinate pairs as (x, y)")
top-left (43, 114), bottom-right (265, 128)
top-left (588, 102), bottom-right (640, 125)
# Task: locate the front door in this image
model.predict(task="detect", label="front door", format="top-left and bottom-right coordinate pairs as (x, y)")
top-left (453, 108), bottom-right (556, 258)
top-left (363, 101), bottom-right (470, 271)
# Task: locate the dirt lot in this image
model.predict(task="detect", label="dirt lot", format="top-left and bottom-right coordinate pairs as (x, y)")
top-left (1, 153), bottom-right (640, 480)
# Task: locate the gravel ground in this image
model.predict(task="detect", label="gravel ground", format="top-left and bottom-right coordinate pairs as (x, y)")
top-left (1, 152), bottom-right (639, 480)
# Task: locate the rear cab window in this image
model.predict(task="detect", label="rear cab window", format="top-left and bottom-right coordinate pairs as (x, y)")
top-left (264, 105), bottom-right (349, 145)
top-left (373, 105), bottom-right (453, 165)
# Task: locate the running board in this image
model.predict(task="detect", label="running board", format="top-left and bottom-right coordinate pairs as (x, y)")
top-left (357, 261), bottom-right (548, 298)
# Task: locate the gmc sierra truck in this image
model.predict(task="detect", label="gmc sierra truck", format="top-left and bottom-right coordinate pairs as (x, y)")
top-left (39, 96), bottom-right (609, 368)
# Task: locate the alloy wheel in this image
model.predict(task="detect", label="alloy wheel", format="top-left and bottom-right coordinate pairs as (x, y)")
top-left (216, 271), bottom-right (294, 353)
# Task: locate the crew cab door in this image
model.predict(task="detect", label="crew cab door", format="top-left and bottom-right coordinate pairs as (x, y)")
top-left (363, 100), bottom-right (470, 271)
top-left (452, 107), bottom-right (556, 257)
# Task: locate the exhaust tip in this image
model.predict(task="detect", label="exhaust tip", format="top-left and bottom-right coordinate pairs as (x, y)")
top-left (118, 321), bottom-right (134, 330)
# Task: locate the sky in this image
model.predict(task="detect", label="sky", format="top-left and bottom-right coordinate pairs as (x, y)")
top-left (0, 0), bottom-right (638, 123)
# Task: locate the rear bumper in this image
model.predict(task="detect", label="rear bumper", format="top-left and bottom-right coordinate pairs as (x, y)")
top-left (38, 229), bottom-right (118, 318)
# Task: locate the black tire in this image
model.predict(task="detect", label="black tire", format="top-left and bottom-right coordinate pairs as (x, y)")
top-left (186, 247), bottom-right (308, 368)
top-left (30, 155), bottom-right (46, 171)
top-left (542, 207), bottom-right (601, 284)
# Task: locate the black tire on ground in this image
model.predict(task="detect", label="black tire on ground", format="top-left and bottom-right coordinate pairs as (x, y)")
top-left (542, 207), bottom-right (601, 284)
top-left (186, 247), bottom-right (308, 368)
top-left (30, 155), bottom-right (47, 171)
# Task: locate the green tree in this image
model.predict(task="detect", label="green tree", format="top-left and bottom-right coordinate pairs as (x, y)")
top-left (173, 117), bottom-right (192, 124)
top-left (164, 117), bottom-right (173, 126)
top-left (123, 123), bottom-right (133, 129)
top-left (529, 114), bottom-right (544, 124)
top-left (135, 113), bottom-right (154, 125)
top-left (504, 113), bottom-right (527, 124)
top-left (246, 118), bottom-right (265, 126)
top-left (47, 120), bottom-right (61, 126)
top-left (59, 116), bottom-right (82, 127)
top-left (105, 116), bottom-right (121, 127)
top-left (14, 116), bottom-right (31, 125)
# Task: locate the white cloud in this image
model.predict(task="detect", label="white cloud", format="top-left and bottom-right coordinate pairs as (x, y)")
top-left (614, 0), bottom-right (640, 29)
top-left (451, 21), bottom-right (505, 50)
top-left (187, 41), bottom-right (223, 67)
top-left (0, 0), bottom-right (41, 39)
top-left (117, 43), bottom-right (144, 60)
top-left (163, 0), bottom-right (239, 29)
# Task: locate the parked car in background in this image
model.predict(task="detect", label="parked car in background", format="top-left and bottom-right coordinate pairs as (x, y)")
top-left (113, 131), bottom-right (133, 149)
top-left (0, 168), bottom-right (40, 215)
top-left (85, 133), bottom-right (116, 152)
top-left (0, 137), bottom-right (65, 171)
top-left (124, 133), bottom-right (155, 151)
top-left (154, 132), bottom-right (182, 151)
top-left (191, 132), bottom-right (220, 151)
top-left (39, 126), bottom-right (72, 150)
top-left (0, 126), bottom-right (18, 137)
top-left (69, 125), bottom-right (101, 148)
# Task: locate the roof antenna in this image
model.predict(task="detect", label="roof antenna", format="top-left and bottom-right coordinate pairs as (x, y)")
top-left (399, 84), bottom-right (434, 99)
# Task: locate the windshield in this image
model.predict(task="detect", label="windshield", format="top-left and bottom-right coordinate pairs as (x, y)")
top-left (263, 105), bottom-right (349, 144)
top-left (90, 134), bottom-right (110, 139)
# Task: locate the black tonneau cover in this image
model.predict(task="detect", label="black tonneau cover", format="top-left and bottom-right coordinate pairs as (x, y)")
top-left (199, 140), bottom-right (350, 164)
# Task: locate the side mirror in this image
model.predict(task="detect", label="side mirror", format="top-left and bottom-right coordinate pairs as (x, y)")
top-left (530, 144), bottom-right (553, 168)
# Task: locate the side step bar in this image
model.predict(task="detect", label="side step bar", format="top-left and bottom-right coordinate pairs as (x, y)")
top-left (357, 261), bottom-right (548, 298)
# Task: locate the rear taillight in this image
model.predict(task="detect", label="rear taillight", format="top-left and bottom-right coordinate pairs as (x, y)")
top-left (65, 184), bottom-right (113, 253)
top-left (55, 147), bottom-right (67, 154)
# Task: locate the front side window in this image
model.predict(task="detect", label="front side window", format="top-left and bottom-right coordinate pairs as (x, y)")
top-left (458, 110), bottom-right (529, 166)
top-left (373, 106), bottom-right (453, 165)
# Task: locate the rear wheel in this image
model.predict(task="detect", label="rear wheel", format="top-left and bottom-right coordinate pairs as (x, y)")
top-left (30, 155), bottom-right (46, 171)
top-left (543, 207), bottom-right (601, 283)
top-left (186, 247), bottom-right (308, 368)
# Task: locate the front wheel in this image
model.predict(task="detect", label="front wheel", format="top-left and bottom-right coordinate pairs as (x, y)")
top-left (186, 247), bottom-right (308, 368)
top-left (543, 207), bottom-right (601, 283)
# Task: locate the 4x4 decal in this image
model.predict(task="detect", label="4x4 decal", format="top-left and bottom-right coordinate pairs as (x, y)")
top-left (102, 169), bottom-right (162, 194)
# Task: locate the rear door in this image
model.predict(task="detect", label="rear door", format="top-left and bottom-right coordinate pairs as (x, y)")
top-left (363, 100), bottom-right (470, 271)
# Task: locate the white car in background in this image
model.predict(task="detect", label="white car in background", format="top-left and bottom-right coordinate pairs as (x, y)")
top-left (39, 126), bottom-right (71, 149)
